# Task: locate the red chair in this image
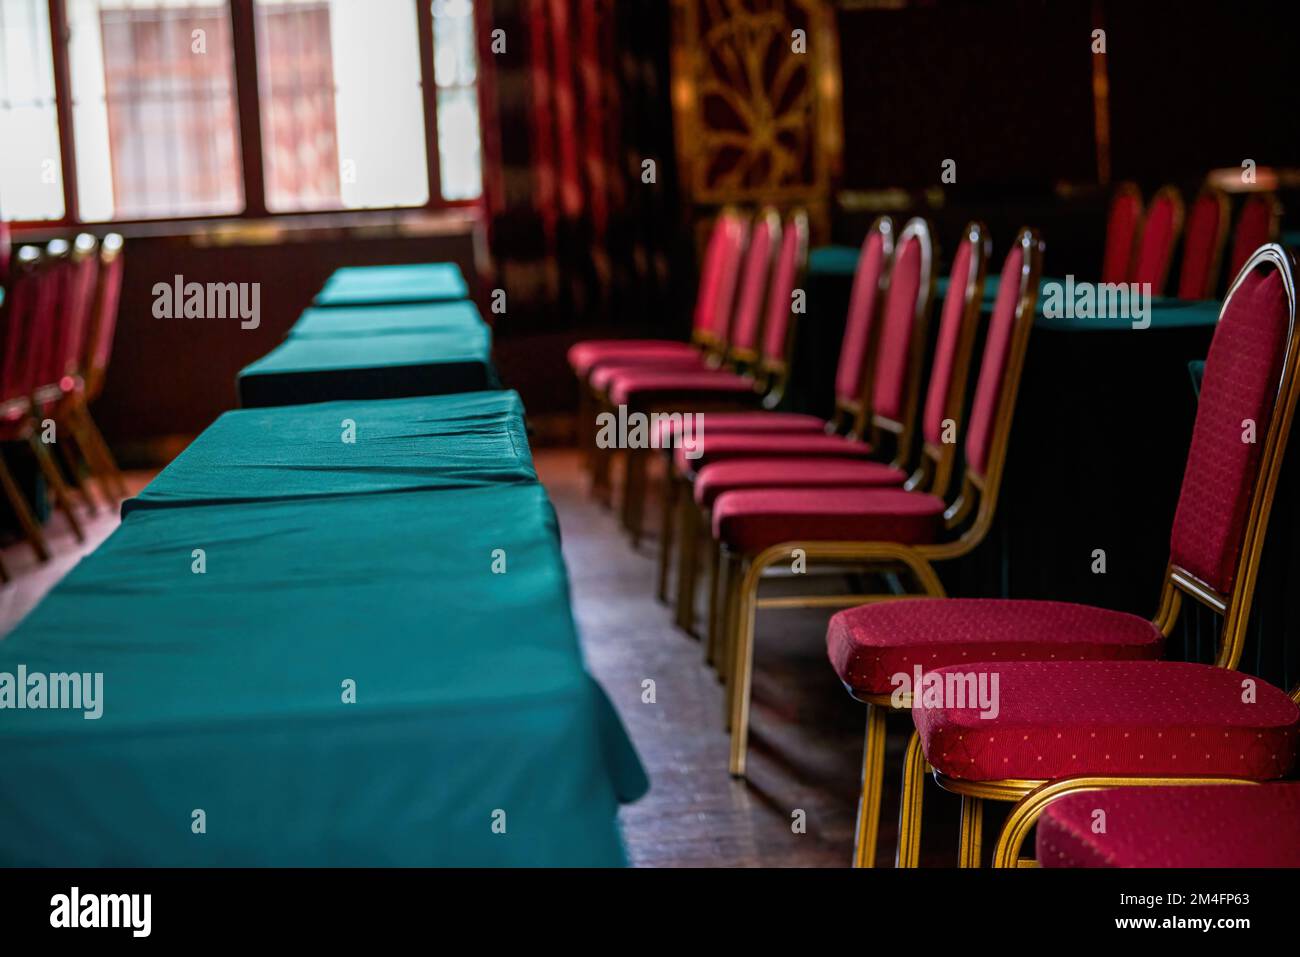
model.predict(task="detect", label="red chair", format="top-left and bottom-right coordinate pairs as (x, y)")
top-left (1036, 783), bottom-right (1300, 868)
top-left (716, 228), bottom-right (1044, 781)
top-left (601, 209), bottom-right (808, 542)
top-left (67, 233), bottom-right (128, 502)
top-left (1175, 186), bottom-right (1229, 300)
top-left (1131, 184), bottom-right (1183, 294)
top-left (0, 216), bottom-right (10, 281)
top-left (1227, 192), bottom-right (1281, 281)
top-left (887, 244), bottom-right (1300, 868)
top-left (655, 215), bottom-right (896, 613)
top-left (1101, 182), bottom-right (1142, 284)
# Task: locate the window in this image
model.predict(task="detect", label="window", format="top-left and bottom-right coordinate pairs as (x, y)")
top-left (0, 0), bottom-right (484, 224)
top-left (0, 0), bottom-right (65, 220)
top-left (67, 0), bottom-right (244, 221)
top-left (255, 0), bottom-right (429, 212)
top-left (431, 0), bottom-right (481, 202)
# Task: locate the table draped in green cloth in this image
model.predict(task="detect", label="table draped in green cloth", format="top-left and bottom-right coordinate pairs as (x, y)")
top-left (126, 392), bottom-right (534, 512)
top-left (237, 320), bottom-right (498, 407)
top-left (287, 301), bottom-right (486, 340)
top-left (314, 262), bottom-right (469, 306)
top-left (0, 392), bottom-right (647, 866)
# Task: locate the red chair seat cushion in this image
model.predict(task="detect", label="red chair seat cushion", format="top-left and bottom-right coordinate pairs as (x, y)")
top-left (1037, 782), bottom-right (1300, 868)
top-left (827, 598), bottom-right (1164, 697)
top-left (588, 353), bottom-right (707, 391)
top-left (567, 339), bottom-right (697, 377)
top-left (914, 660), bottom-right (1300, 782)
top-left (654, 411), bottom-right (826, 448)
top-left (674, 431), bottom-right (875, 474)
top-left (607, 368), bottom-right (758, 407)
top-left (694, 457), bottom-right (907, 508)
top-left (712, 487), bottom-right (944, 554)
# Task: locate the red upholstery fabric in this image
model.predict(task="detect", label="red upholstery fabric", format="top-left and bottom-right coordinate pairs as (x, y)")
top-left (1176, 193), bottom-right (1222, 300)
top-left (1102, 190), bottom-right (1141, 285)
top-left (567, 339), bottom-right (697, 377)
top-left (871, 236), bottom-right (923, 421)
top-left (608, 367), bottom-right (757, 407)
top-left (653, 411), bottom-right (824, 448)
top-left (964, 244), bottom-right (1024, 476)
top-left (729, 215), bottom-right (779, 353)
top-left (694, 457), bottom-right (906, 508)
top-left (828, 598), bottom-right (1163, 696)
top-left (1037, 783), bottom-right (1300, 868)
top-left (922, 238), bottom-right (973, 445)
top-left (1228, 194), bottom-right (1276, 280)
top-left (712, 487), bottom-right (944, 554)
top-left (760, 215), bottom-right (805, 362)
top-left (588, 352), bottom-right (706, 391)
top-left (675, 431), bottom-right (874, 473)
top-left (693, 212), bottom-right (738, 340)
top-left (84, 243), bottom-right (124, 397)
top-left (1131, 193), bottom-right (1179, 291)
top-left (914, 660), bottom-right (1300, 782)
top-left (1169, 266), bottom-right (1290, 593)
top-left (0, 218), bottom-right (9, 281)
top-left (835, 231), bottom-right (888, 405)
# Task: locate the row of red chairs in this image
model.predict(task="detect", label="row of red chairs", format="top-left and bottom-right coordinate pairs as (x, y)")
top-left (570, 206), bottom-right (1300, 867)
top-left (1102, 181), bottom-right (1281, 298)
top-left (0, 231), bottom-right (127, 583)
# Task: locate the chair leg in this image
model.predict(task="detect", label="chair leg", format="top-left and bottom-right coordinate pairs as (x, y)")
top-left (29, 434), bottom-right (84, 543)
top-left (958, 795), bottom-right (984, 868)
top-left (721, 553), bottom-right (742, 731)
top-left (57, 421), bottom-right (98, 516)
top-left (655, 469), bottom-right (678, 603)
top-left (852, 703), bottom-right (889, 868)
top-left (72, 405), bottom-right (127, 501)
top-left (622, 447), bottom-right (648, 545)
top-left (0, 551), bottom-right (9, 583)
top-left (727, 556), bottom-right (759, 777)
top-left (0, 450), bottom-right (51, 562)
top-left (674, 492), bottom-right (701, 634)
top-left (705, 536), bottom-right (725, 668)
top-left (896, 730), bottom-right (927, 867)
top-left (577, 384), bottom-right (595, 475)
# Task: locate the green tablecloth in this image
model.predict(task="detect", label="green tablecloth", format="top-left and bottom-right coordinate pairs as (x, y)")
top-left (125, 392), bottom-right (533, 513)
top-left (237, 325), bottom-right (497, 407)
top-left (0, 484), bottom-right (646, 866)
top-left (289, 301), bottom-right (487, 340)
top-left (315, 263), bottom-right (469, 306)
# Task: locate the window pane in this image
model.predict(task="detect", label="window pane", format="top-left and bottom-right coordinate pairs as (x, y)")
top-left (432, 0), bottom-right (481, 201)
top-left (0, 0), bottom-right (65, 220)
top-left (255, 0), bottom-right (428, 212)
top-left (67, 0), bottom-right (244, 221)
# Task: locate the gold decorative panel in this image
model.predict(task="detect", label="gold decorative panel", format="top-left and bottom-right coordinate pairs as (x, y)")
top-left (670, 0), bottom-right (841, 222)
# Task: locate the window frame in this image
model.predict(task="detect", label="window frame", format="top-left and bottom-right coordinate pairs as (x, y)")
top-left (9, 0), bottom-right (484, 229)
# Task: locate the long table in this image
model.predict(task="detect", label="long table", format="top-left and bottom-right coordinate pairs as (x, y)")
top-left (314, 262), bottom-right (469, 306)
top-left (0, 391), bottom-right (647, 865)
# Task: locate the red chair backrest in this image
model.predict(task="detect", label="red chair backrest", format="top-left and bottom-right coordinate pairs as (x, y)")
top-left (1131, 185), bottom-right (1183, 293)
top-left (1176, 189), bottom-right (1228, 300)
top-left (834, 217), bottom-right (894, 409)
top-left (0, 218), bottom-right (10, 282)
top-left (1102, 184), bottom-right (1142, 285)
top-left (870, 219), bottom-right (932, 424)
top-left (60, 235), bottom-right (100, 382)
top-left (85, 234), bottom-right (126, 400)
top-left (922, 225), bottom-right (986, 448)
top-left (0, 248), bottom-right (42, 404)
top-left (760, 210), bottom-right (809, 364)
top-left (1227, 194), bottom-right (1280, 281)
top-left (692, 209), bottom-right (739, 343)
top-left (1169, 245), bottom-right (1297, 595)
top-left (727, 209), bottom-right (780, 358)
top-left (964, 229), bottom-right (1043, 478)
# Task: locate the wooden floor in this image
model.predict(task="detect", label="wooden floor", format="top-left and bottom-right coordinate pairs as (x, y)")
top-left (542, 448), bottom-right (963, 867)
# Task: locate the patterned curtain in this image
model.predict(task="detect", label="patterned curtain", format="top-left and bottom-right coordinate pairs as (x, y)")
top-left (480, 0), bottom-right (685, 335)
